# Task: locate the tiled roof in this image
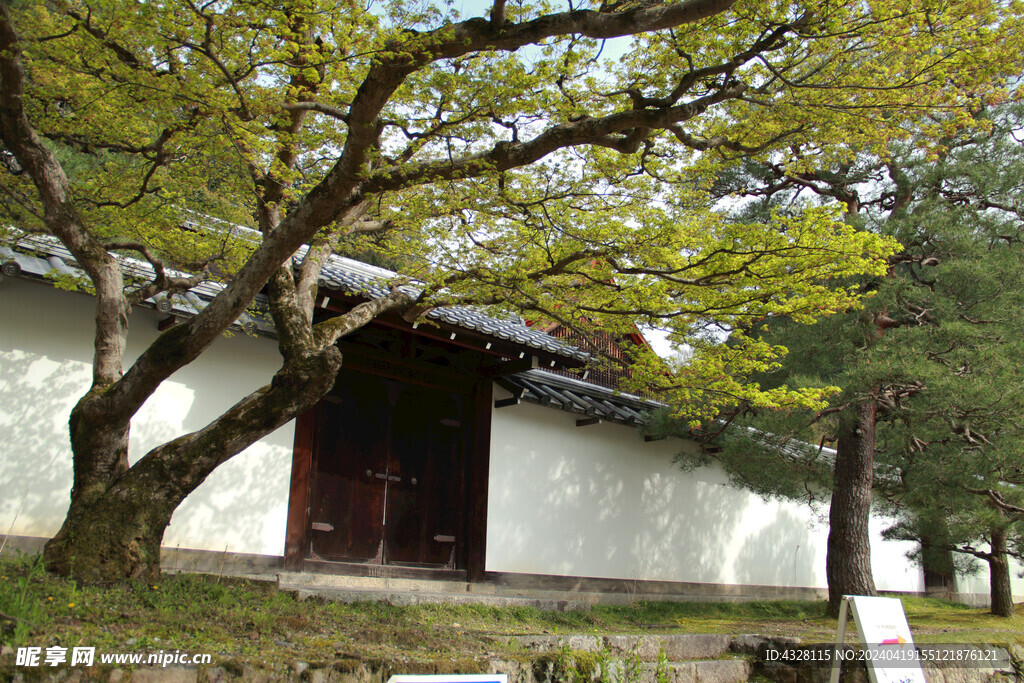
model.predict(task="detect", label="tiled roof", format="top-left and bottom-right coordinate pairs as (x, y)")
top-left (1, 234), bottom-right (587, 360)
top-left (308, 247), bottom-right (587, 359)
top-left (497, 368), bottom-right (662, 426)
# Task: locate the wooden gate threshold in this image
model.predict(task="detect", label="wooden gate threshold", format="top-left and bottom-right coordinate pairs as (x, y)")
top-left (301, 559), bottom-right (468, 583)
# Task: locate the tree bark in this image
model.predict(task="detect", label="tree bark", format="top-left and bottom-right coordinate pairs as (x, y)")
top-left (921, 547), bottom-right (957, 600)
top-left (919, 516), bottom-right (957, 600)
top-left (988, 526), bottom-right (1014, 617)
top-left (44, 349), bottom-right (342, 582)
top-left (826, 401), bottom-right (878, 617)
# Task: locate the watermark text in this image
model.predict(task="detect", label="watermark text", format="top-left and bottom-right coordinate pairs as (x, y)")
top-left (16, 646), bottom-right (212, 668)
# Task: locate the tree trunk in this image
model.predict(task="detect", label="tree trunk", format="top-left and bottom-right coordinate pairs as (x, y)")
top-left (826, 401), bottom-right (878, 617)
top-left (43, 482), bottom-right (174, 582)
top-left (919, 517), bottom-right (957, 600)
top-left (44, 349), bottom-right (343, 583)
top-left (988, 526), bottom-right (1014, 617)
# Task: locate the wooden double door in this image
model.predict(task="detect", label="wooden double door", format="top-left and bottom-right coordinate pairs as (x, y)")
top-left (307, 369), bottom-right (468, 568)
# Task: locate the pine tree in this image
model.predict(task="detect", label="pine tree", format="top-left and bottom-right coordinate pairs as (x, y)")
top-left (652, 102), bottom-right (1024, 616)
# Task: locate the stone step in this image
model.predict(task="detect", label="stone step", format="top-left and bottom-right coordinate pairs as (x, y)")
top-left (280, 570), bottom-right (609, 599)
top-left (279, 571), bottom-right (470, 594)
top-left (502, 634), bottom-right (734, 662)
top-left (276, 571), bottom-right (795, 608)
top-left (279, 571), bottom-right (626, 609)
top-left (526, 655), bottom-right (751, 683)
top-left (617, 659), bottom-right (751, 683)
top-left (288, 586), bottom-right (594, 611)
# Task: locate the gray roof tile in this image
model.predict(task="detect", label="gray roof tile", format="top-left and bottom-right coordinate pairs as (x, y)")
top-left (497, 368), bottom-right (664, 426)
top-left (3, 234), bottom-right (587, 360)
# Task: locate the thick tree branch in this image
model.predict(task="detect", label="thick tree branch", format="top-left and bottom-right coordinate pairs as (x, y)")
top-left (389, 0), bottom-right (736, 64)
top-left (266, 264), bottom-right (316, 357)
top-left (0, 5), bottom-right (129, 388)
top-left (950, 543), bottom-right (993, 561)
top-left (491, 0), bottom-right (507, 29)
top-left (294, 200), bottom-right (377, 303)
top-left (280, 101), bottom-right (350, 123)
top-left (312, 288), bottom-right (415, 350)
top-left (363, 83), bottom-right (747, 192)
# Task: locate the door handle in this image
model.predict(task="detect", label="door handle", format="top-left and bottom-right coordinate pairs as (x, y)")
top-left (373, 472), bottom-right (401, 482)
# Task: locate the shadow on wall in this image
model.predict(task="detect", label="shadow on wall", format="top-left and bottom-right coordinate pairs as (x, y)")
top-left (0, 349), bottom-right (88, 537)
top-left (120, 307), bottom-right (295, 558)
top-left (0, 283), bottom-right (99, 537)
top-left (0, 282), bottom-right (293, 557)
top-left (630, 466), bottom-right (750, 584)
top-left (734, 506), bottom-right (823, 587)
top-left (488, 403), bottom-right (821, 586)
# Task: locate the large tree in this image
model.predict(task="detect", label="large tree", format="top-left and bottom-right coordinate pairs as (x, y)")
top-left (874, 120), bottom-right (1024, 612)
top-left (880, 104), bottom-right (1024, 617)
top-left (1, 0), bottom-right (1020, 583)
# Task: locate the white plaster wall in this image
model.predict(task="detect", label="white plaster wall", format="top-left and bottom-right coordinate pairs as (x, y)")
top-left (0, 278), bottom-right (294, 557)
top-left (487, 388), bottom-right (930, 592)
top-left (949, 559), bottom-right (1024, 604)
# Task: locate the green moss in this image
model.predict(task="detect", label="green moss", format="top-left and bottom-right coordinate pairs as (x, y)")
top-left (531, 650), bottom-right (600, 682)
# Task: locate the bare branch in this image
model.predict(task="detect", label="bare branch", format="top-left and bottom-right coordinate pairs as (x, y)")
top-left (491, 0), bottom-right (507, 28)
top-left (103, 240), bottom-right (208, 305)
top-left (65, 10), bottom-right (148, 73)
top-left (949, 543), bottom-right (993, 561)
top-left (44, 125), bottom-right (182, 158)
top-left (280, 101), bottom-right (350, 122)
top-left (669, 124), bottom-right (806, 154)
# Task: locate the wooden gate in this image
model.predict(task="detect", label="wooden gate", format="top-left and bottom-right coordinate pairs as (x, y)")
top-left (307, 369), bottom-right (467, 568)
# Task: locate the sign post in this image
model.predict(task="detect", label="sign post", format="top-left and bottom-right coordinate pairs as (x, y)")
top-left (830, 595), bottom-right (927, 683)
top-left (388, 676), bottom-right (509, 683)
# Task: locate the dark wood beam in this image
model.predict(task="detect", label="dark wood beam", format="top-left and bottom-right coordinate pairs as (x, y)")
top-left (576, 417), bottom-right (602, 427)
top-left (284, 406), bottom-right (317, 571)
top-left (466, 380), bottom-right (493, 583)
top-left (318, 293), bottom-right (584, 370)
top-left (339, 344), bottom-right (475, 394)
top-left (477, 356), bottom-right (535, 379)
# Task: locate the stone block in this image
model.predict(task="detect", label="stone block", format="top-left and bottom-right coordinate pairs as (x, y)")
top-left (131, 666), bottom-right (198, 683)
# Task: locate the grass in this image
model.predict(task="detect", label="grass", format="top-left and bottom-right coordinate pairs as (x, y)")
top-left (2, 554), bottom-right (1022, 676)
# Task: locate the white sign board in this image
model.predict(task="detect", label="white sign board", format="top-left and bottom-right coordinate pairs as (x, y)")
top-left (388, 676), bottom-right (508, 683)
top-left (830, 595), bottom-right (927, 683)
